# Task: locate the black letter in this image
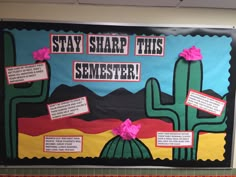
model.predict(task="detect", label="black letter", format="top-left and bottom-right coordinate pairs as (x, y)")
top-left (120, 64), bottom-right (127, 79)
top-left (107, 64), bottom-right (113, 79)
top-left (100, 64), bottom-right (106, 79)
top-left (74, 36), bottom-right (81, 52)
top-left (82, 64), bottom-right (89, 79)
top-left (59, 36), bottom-right (66, 52)
top-left (67, 36), bottom-right (74, 52)
top-left (113, 64), bottom-right (120, 79)
top-left (144, 38), bottom-right (152, 54)
top-left (104, 38), bottom-right (111, 53)
top-left (75, 63), bottom-right (82, 79)
top-left (112, 37), bottom-right (119, 53)
top-left (137, 38), bottom-right (144, 54)
top-left (127, 64), bottom-right (135, 79)
top-left (89, 36), bottom-right (96, 53)
top-left (120, 37), bottom-right (127, 53)
top-left (156, 38), bottom-right (163, 54)
top-left (96, 37), bottom-right (103, 53)
top-left (52, 36), bottom-right (59, 52)
top-left (89, 63), bottom-right (99, 79)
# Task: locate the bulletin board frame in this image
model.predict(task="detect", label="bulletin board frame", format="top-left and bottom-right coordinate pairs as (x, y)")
top-left (0, 20), bottom-right (236, 168)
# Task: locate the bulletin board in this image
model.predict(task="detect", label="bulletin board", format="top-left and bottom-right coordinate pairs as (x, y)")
top-left (0, 21), bottom-right (235, 168)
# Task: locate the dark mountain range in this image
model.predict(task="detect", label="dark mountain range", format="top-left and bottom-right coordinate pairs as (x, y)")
top-left (17, 84), bottom-right (222, 121)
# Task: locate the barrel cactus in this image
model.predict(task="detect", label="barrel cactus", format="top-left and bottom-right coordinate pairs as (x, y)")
top-left (100, 135), bottom-right (152, 159)
top-left (100, 119), bottom-right (152, 159)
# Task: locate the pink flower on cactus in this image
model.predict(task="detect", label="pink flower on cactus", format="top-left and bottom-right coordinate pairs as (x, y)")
top-left (179, 46), bottom-right (203, 61)
top-left (32, 47), bottom-right (50, 61)
top-left (112, 118), bottom-right (141, 140)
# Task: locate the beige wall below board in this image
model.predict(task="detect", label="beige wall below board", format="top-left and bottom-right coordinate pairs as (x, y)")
top-left (0, 2), bottom-right (236, 168)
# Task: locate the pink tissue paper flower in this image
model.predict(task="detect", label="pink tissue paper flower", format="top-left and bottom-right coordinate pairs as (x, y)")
top-left (112, 118), bottom-right (141, 140)
top-left (32, 47), bottom-right (50, 61)
top-left (179, 46), bottom-right (203, 61)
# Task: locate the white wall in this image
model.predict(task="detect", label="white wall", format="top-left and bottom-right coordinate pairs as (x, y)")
top-left (1, 2), bottom-right (236, 27)
top-left (0, 2), bottom-right (236, 167)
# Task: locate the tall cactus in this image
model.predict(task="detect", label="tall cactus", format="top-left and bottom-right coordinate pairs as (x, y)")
top-left (145, 58), bottom-right (227, 160)
top-left (3, 32), bottom-right (50, 159)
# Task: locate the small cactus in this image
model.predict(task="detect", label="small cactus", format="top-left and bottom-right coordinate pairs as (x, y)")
top-left (100, 118), bottom-right (152, 159)
top-left (100, 136), bottom-right (152, 159)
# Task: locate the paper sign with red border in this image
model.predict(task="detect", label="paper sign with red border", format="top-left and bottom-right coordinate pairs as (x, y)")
top-left (47, 96), bottom-right (90, 120)
top-left (87, 34), bottom-right (129, 55)
top-left (156, 131), bottom-right (193, 148)
top-left (5, 62), bottom-right (48, 85)
top-left (43, 135), bottom-right (83, 153)
top-left (73, 61), bottom-right (141, 82)
top-left (50, 34), bottom-right (84, 54)
top-left (135, 36), bottom-right (165, 56)
top-left (185, 89), bottom-right (226, 116)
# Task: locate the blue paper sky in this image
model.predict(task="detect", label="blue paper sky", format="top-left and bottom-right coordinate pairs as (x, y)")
top-left (8, 29), bottom-right (231, 97)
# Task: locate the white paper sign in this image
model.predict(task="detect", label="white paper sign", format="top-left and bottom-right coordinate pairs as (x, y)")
top-left (135, 36), bottom-right (165, 56)
top-left (156, 131), bottom-right (193, 147)
top-left (47, 97), bottom-right (90, 120)
top-left (87, 34), bottom-right (129, 55)
top-left (44, 136), bottom-right (82, 152)
top-left (73, 61), bottom-right (141, 82)
top-left (50, 34), bottom-right (84, 54)
top-left (5, 62), bottom-right (48, 85)
top-left (185, 89), bottom-right (226, 116)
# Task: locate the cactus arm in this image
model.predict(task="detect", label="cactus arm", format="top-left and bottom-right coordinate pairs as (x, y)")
top-left (145, 78), bottom-right (180, 159)
top-left (188, 95), bottom-right (227, 128)
top-left (190, 116), bottom-right (227, 160)
top-left (193, 108), bottom-right (227, 130)
top-left (194, 108), bottom-right (226, 125)
top-left (186, 116), bottom-right (227, 161)
top-left (145, 78), bottom-right (180, 130)
top-left (146, 77), bottom-right (174, 109)
top-left (186, 95), bottom-right (227, 160)
top-left (10, 79), bottom-right (49, 158)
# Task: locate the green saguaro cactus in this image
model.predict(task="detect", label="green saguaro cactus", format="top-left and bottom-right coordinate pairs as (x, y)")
top-left (3, 32), bottom-right (50, 159)
top-left (145, 57), bottom-right (227, 160)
